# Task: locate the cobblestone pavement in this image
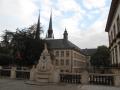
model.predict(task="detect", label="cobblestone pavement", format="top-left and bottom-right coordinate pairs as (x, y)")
top-left (0, 79), bottom-right (120, 90)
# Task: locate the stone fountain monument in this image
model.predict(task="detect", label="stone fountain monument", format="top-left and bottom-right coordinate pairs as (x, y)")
top-left (30, 43), bottom-right (59, 83)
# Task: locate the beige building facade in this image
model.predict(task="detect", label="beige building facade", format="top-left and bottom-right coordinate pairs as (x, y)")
top-left (105, 0), bottom-right (120, 67)
top-left (50, 49), bottom-right (87, 73)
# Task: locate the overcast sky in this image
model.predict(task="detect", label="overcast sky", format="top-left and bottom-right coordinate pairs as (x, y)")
top-left (0, 0), bottom-right (112, 49)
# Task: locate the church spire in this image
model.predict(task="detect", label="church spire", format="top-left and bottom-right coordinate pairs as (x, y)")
top-left (47, 11), bottom-right (54, 39)
top-left (49, 11), bottom-right (52, 30)
top-left (63, 27), bottom-right (68, 40)
top-left (35, 10), bottom-right (40, 40)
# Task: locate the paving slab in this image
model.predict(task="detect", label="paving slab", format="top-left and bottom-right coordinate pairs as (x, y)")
top-left (0, 79), bottom-right (120, 90)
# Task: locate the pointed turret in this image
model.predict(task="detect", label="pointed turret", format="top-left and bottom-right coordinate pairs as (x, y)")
top-left (63, 28), bottom-right (68, 40)
top-left (35, 11), bottom-right (40, 40)
top-left (47, 11), bottom-right (54, 39)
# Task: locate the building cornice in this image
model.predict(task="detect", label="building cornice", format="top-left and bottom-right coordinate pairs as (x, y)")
top-left (105, 0), bottom-right (119, 32)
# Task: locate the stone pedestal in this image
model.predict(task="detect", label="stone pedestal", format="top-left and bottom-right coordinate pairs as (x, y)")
top-left (30, 65), bottom-right (36, 81)
top-left (36, 72), bottom-right (52, 82)
top-left (0, 66), bottom-right (2, 69)
top-left (10, 67), bottom-right (16, 79)
top-left (81, 70), bottom-right (89, 84)
top-left (51, 69), bottom-right (60, 83)
top-left (112, 69), bottom-right (120, 86)
top-left (114, 75), bottom-right (120, 86)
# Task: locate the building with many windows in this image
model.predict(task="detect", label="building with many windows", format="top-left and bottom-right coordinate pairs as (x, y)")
top-left (105, 0), bottom-right (120, 67)
top-left (36, 12), bottom-right (88, 73)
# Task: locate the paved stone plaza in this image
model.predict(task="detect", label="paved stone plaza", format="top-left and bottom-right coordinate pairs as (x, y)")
top-left (0, 79), bottom-right (120, 90)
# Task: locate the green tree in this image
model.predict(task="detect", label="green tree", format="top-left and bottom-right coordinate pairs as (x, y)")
top-left (0, 23), bottom-right (44, 66)
top-left (11, 26), bottom-right (44, 66)
top-left (0, 54), bottom-right (13, 66)
top-left (1, 30), bottom-right (14, 48)
top-left (90, 45), bottom-right (110, 68)
top-left (0, 30), bottom-right (14, 66)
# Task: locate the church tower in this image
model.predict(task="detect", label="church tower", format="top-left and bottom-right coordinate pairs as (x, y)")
top-left (35, 11), bottom-right (41, 40)
top-left (46, 12), bottom-right (54, 39)
top-left (63, 28), bottom-right (68, 40)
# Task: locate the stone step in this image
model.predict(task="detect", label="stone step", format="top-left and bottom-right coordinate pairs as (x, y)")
top-left (36, 78), bottom-right (49, 83)
top-left (36, 72), bottom-right (51, 75)
top-left (36, 74), bottom-right (49, 79)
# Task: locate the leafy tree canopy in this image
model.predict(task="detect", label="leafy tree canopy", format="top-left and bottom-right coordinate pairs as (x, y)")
top-left (0, 23), bottom-right (44, 66)
top-left (90, 45), bottom-right (110, 68)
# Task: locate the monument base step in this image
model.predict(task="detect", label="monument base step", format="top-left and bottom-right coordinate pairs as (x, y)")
top-left (36, 79), bottom-right (49, 83)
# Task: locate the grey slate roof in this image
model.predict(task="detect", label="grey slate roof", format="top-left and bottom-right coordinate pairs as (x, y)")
top-left (81, 49), bottom-right (97, 56)
top-left (45, 39), bottom-right (81, 50)
top-left (45, 39), bottom-right (97, 56)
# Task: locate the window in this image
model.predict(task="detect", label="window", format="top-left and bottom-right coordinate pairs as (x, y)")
top-left (74, 53), bottom-right (76, 58)
top-left (113, 24), bottom-right (116, 38)
top-left (55, 59), bottom-right (59, 66)
top-left (66, 70), bottom-right (69, 72)
top-left (112, 49), bottom-right (115, 64)
top-left (56, 51), bottom-right (59, 57)
top-left (74, 60), bottom-right (77, 66)
top-left (111, 31), bottom-right (113, 41)
top-left (77, 54), bottom-right (79, 59)
top-left (78, 61), bottom-right (81, 66)
top-left (110, 52), bottom-right (113, 64)
top-left (118, 42), bottom-right (120, 64)
top-left (66, 51), bottom-right (69, 57)
top-left (60, 70), bottom-right (63, 72)
top-left (119, 42), bottom-right (120, 57)
top-left (66, 59), bottom-right (69, 65)
top-left (109, 34), bottom-right (111, 44)
top-left (61, 51), bottom-right (64, 57)
top-left (115, 46), bottom-right (118, 66)
top-left (61, 59), bottom-right (64, 65)
top-left (117, 15), bottom-right (120, 32)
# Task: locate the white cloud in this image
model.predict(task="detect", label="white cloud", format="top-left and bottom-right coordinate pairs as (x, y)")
top-left (70, 13), bottom-right (109, 48)
top-left (0, 0), bottom-right (37, 27)
top-left (57, 0), bottom-right (80, 12)
top-left (83, 0), bottom-right (106, 9)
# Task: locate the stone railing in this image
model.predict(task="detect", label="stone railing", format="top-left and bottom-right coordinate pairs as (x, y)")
top-left (16, 70), bottom-right (30, 79)
top-left (0, 66), bottom-right (120, 86)
top-left (89, 73), bottom-right (114, 85)
top-left (0, 69), bottom-right (11, 77)
top-left (0, 66), bottom-right (30, 80)
top-left (60, 73), bottom-right (81, 84)
top-left (59, 71), bottom-right (120, 86)
top-left (59, 71), bottom-right (89, 84)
